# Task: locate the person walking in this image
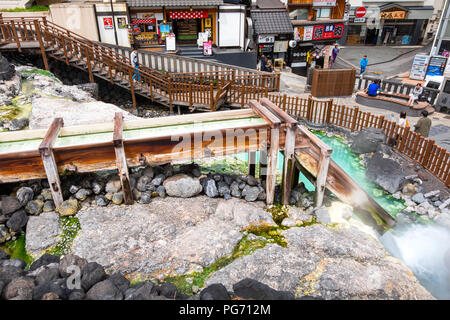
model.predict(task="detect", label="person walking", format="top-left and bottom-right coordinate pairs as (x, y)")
top-left (414, 110), bottom-right (432, 138)
top-left (131, 48), bottom-right (140, 82)
top-left (408, 83), bottom-right (423, 106)
top-left (332, 45), bottom-right (339, 63)
top-left (265, 57), bottom-right (273, 73)
top-left (398, 111), bottom-right (410, 128)
top-left (260, 54), bottom-right (267, 72)
top-left (360, 55), bottom-right (368, 75)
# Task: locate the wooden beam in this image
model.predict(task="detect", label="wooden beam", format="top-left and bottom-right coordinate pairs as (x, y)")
top-left (113, 112), bottom-right (133, 205)
top-left (282, 126), bottom-right (296, 205)
top-left (314, 151), bottom-right (330, 207)
top-left (38, 118), bottom-right (64, 207)
top-left (129, 69), bottom-right (137, 109)
top-left (248, 100), bottom-right (281, 129)
top-left (248, 151), bottom-right (256, 177)
top-left (266, 126), bottom-right (280, 205)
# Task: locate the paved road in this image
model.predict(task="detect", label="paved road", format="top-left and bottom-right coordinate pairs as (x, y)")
top-left (331, 43), bottom-right (432, 78)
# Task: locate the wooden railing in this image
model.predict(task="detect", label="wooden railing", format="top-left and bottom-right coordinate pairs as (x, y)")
top-left (356, 75), bottom-right (441, 106)
top-left (268, 93), bottom-right (450, 187)
top-left (0, 17), bottom-right (280, 111)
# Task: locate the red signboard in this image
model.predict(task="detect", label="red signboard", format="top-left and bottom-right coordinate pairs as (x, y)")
top-left (103, 17), bottom-right (113, 29)
top-left (355, 7), bottom-right (366, 18)
top-left (312, 24), bottom-right (344, 40)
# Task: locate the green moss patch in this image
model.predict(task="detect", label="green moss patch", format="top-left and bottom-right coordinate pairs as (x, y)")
top-left (0, 234), bottom-right (34, 268)
top-left (46, 216), bottom-right (81, 256)
top-left (164, 234), bottom-right (268, 295)
top-left (196, 157), bottom-right (249, 176)
top-left (20, 69), bottom-right (60, 82)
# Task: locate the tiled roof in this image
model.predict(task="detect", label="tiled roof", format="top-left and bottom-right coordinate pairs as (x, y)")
top-left (126, 0), bottom-right (224, 7)
top-left (250, 10), bottom-right (294, 35)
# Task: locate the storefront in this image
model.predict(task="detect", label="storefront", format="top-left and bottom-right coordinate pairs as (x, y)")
top-left (344, 4), bottom-right (433, 46)
top-left (166, 9), bottom-right (216, 45)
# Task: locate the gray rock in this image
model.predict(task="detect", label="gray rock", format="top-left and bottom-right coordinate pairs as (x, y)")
top-left (32, 280), bottom-right (65, 300)
top-left (92, 181), bottom-right (104, 195)
top-left (40, 188), bottom-right (53, 201)
top-left (25, 212), bottom-right (61, 258)
top-left (281, 218), bottom-right (296, 227)
top-left (105, 178), bottom-right (122, 194)
top-left (59, 254), bottom-right (88, 278)
top-left (56, 199), bottom-right (79, 216)
top-left (35, 267), bottom-right (60, 285)
top-left (0, 249), bottom-right (10, 260)
top-left (75, 189), bottom-right (91, 201)
top-left (2, 276), bottom-right (35, 300)
top-left (0, 265), bottom-right (26, 286)
top-left (242, 185), bottom-right (260, 202)
top-left (25, 200), bottom-right (44, 215)
top-left (95, 195), bottom-right (109, 207)
top-left (424, 190), bottom-right (440, 198)
top-left (366, 152), bottom-right (405, 194)
top-left (412, 193), bottom-right (426, 204)
top-left (1, 258), bottom-right (26, 270)
top-left (315, 208), bottom-right (331, 224)
top-left (29, 253), bottom-right (60, 271)
top-left (6, 209), bottom-right (28, 232)
top-left (8, 118), bottom-right (29, 131)
top-left (108, 272), bottom-right (130, 294)
top-left (217, 181), bottom-right (230, 197)
top-left (156, 186), bottom-right (166, 198)
top-left (69, 185), bottom-right (81, 194)
top-left (112, 192), bottom-right (124, 205)
top-left (246, 175), bottom-right (258, 186)
top-left (81, 262), bottom-right (107, 291)
top-left (233, 278), bottom-right (294, 300)
top-left (351, 127), bottom-right (386, 154)
top-left (230, 181), bottom-right (241, 198)
top-left (1, 197), bottom-right (22, 216)
top-left (125, 282), bottom-right (157, 300)
top-left (200, 283), bottom-right (231, 300)
top-left (439, 198), bottom-right (450, 210)
top-left (139, 192), bottom-right (151, 204)
top-left (142, 166), bottom-right (154, 178)
top-left (136, 175), bottom-right (151, 192)
top-left (132, 188), bottom-right (142, 201)
top-left (16, 187), bottom-right (34, 206)
top-left (42, 200), bottom-right (55, 212)
top-left (205, 179), bottom-right (219, 198)
top-left (86, 280), bottom-right (123, 300)
top-left (151, 174), bottom-right (165, 187)
top-left (163, 174), bottom-right (203, 198)
top-left (0, 225), bottom-right (10, 243)
top-left (69, 290), bottom-right (86, 300)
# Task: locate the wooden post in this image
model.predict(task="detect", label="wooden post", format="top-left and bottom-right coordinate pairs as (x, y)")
top-left (168, 76), bottom-right (173, 114)
top-left (85, 47), bottom-right (94, 83)
top-left (10, 20), bottom-right (21, 52)
top-left (325, 99), bottom-right (333, 124)
top-left (61, 36), bottom-right (69, 65)
top-left (129, 69), bottom-right (137, 109)
top-left (248, 151), bottom-right (256, 177)
top-left (189, 82), bottom-right (193, 110)
top-left (113, 112), bottom-right (134, 205)
top-left (241, 84), bottom-right (245, 108)
top-left (210, 83), bottom-right (214, 111)
top-left (315, 150), bottom-right (331, 207)
top-left (108, 58), bottom-right (114, 84)
top-left (266, 126), bottom-right (280, 205)
top-left (282, 125), bottom-right (296, 205)
top-left (421, 139), bottom-right (435, 167)
top-left (292, 165), bottom-right (300, 189)
top-left (34, 20), bottom-right (49, 71)
top-left (39, 118), bottom-right (64, 207)
top-left (259, 150), bottom-right (267, 181)
top-left (351, 107), bottom-right (359, 131)
top-left (306, 95), bottom-right (313, 121)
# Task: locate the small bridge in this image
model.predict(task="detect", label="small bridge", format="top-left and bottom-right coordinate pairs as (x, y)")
top-left (0, 16), bottom-right (280, 112)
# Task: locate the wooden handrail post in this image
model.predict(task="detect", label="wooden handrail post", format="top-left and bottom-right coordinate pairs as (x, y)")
top-left (39, 118), bottom-right (64, 207)
top-left (315, 150), bottom-right (331, 208)
top-left (325, 99), bottom-right (333, 124)
top-left (168, 75), bottom-right (173, 113)
top-left (128, 69), bottom-right (137, 109)
top-left (189, 82), bottom-right (193, 109)
top-left (149, 76), bottom-right (154, 101)
top-left (108, 58), bottom-right (114, 84)
top-left (378, 115), bottom-right (385, 129)
top-left (266, 126), bottom-right (280, 205)
top-left (34, 20), bottom-right (49, 71)
top-left (306, 95), bottom-right (313, 122)
top-left (10, 20), bottom-right (21, 52)
top-left (241, 85), bottom-right (245, 108)
top-left (113, 112), bottom-right (134, 205)
top-left (85, 47), bottom-right (94, 83)
top-left (61, 35), bottom-right (69, 65)
top-left (210, 83), bottom-right (214, 111)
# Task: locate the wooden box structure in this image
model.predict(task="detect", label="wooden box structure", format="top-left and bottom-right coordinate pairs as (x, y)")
top-left (311, 68), bottom-right (356, 97)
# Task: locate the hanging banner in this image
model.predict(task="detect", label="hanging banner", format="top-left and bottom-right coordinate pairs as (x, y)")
top-left (312, 24), bottom-right (344, 40)
top-left (303, 26), bottom-right (313, 41)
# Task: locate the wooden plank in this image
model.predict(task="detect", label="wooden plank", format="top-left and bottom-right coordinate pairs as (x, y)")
top-left (266, 127), bottom-right (279, 205)
top-left (113, 112), bottom-right (133, 205)
top-left (34, 20), bottom-right (49, 71)
top-left (248, 151), bottom-right (256, 177)
top-left (315, 151), bottom-right (330, 207)
top-left (38, 118), bottom-right (64, 207)
top-left (248, 100), bottom-right (281, 129)
top-left (282, 126), bottom-right (296, 205)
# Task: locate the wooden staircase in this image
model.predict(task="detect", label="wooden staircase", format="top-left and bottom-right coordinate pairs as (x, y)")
top-left (0, 17), bottom-right (281, 112)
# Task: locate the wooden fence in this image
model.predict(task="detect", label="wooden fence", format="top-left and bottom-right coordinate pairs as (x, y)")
top-left (268, 94), bottom-right (450, 187)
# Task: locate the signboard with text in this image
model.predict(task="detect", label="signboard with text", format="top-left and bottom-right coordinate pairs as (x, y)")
top-left (313, 0), bottom-right (336, 6)
top-left (380, 11), bottom-right (406, 19)
top-left (312, 24), bottom-right (344, 40)
top-left (258, 35), bottom-right (275, 43)
top-left (303, 26), bottom-right (313, 41)
top-left (410, 54), bottom-right (429, 80)
top-left (426, 56), bottom-right (448, 77)
top-left (103, 17), bottom-right (113, 29)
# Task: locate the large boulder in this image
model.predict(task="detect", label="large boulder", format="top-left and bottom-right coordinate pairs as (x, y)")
top-left (163, 174), bottom-right (203, 198)
top-left (6, 209), bottom-right (28, 232)
top-left (351, 127), bottom-right (386, 154)
top-left (2, 276), bottom-right (35, 300)
top-left (233, 278), bottom-right (294, 300)
top-left (25, 212), bottom-right (61, 258)
top-left (29, 253), bottom-right (60, 272)
top-left (200, 283), bottom-right (231, 300)
top-left (0, 265), bottom-right (26, 286)
top-left (86, 280), bottom-right (123, 300)
top-left (59, 254), bottom-right (88, 278)
top-left (1, 196), bottom-right (22, 216)
top-left (81, 262), bottom-right (107, 291)
top-left (365, 152), bottom-right (405, 194)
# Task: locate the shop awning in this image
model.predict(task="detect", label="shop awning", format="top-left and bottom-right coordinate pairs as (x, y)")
top-left (126, 0), bottom-right (224, 7)
top-left (132, 19), bottom-right (156, 24)
top-left (250, 9), bottom-right (294, 35)
top-left (168, 10), bottom-right (209, 19)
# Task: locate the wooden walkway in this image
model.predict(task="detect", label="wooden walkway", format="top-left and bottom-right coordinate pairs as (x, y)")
top-left (0, 17), bottom-right (280, 112)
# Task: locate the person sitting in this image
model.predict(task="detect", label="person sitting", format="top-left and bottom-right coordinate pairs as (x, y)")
top-left (366, 80), bottom-right (380, 97)
top-left (408, 83), bottom-right (423, 106)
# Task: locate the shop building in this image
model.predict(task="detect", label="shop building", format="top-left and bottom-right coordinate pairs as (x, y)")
top-left (344, 1), bottom-right (435, 46)
top-left (250, 0), bottom-right (294, 62)
top-left (124, 0), bottom-right (223, 48)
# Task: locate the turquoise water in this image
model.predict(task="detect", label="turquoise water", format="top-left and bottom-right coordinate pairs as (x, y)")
top-left (313, 131), bottom-right (406, 218)
top-left (236, 131), bottom-right (405, 218)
